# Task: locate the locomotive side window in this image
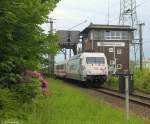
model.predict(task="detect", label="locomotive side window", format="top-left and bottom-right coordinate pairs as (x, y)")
top-left (86, 57), bottom-right (105, 64)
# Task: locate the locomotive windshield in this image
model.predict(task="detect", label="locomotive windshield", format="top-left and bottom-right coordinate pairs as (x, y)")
top-left (86, 57), bottom-right (105, 64)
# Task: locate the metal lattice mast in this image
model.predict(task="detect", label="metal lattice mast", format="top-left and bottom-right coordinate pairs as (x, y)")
top-left (119, 0), bottom-right (138, 28)
top-left (119, 0), bottom-right (141, 70)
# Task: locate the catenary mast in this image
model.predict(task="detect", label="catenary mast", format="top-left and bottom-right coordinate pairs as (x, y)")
top-left (119, 0), bottom-right (144, 70)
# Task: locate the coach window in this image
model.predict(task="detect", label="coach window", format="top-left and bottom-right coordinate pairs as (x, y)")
top-left (117, 49), bottom-right (122, 54)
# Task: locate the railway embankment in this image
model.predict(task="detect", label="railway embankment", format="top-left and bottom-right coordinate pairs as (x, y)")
top-left (24, 78), bottom-right (150, 124)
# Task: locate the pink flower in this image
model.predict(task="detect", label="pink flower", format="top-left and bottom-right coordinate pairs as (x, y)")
top-left (41, 79), bottom-right (48, 88)
top-left (24, 70), bottom-right (41, 78)
top-left (32, 71), bottom-right (41, 78)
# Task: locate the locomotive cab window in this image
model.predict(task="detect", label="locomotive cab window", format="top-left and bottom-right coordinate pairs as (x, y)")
top-left (86, 57), bottom-right (105, 64)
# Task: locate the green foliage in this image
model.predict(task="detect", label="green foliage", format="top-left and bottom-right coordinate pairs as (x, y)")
top-left (0, 0), bottom-right (60, 85)
top-left (0, 0), bottom-right (60, 121)
top-left (0, 87), bottom-right (18, 119)
top-left (105, 75), bottom-right (119, 89)
top-left (0, 82), bottom-right (40, 120)
top-left (11, 78), bottom-right (40, 104)
top-left (134, 69), bottom-right (150, 93)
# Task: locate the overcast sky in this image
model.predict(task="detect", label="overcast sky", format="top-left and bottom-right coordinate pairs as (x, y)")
top-left (42, 0), bottom-right (150, 61)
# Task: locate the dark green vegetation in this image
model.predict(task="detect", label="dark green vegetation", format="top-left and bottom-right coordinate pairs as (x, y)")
top-left (134, 69), bottom-right (150, 93)
top-left (105, 75), bottom-right (119, 90)
top-left (105, 69), bottom-right (150, 93)
top-left (0, 0), bottom-right (59, 121)
top-left (24, 78), bottom-right (149, 124)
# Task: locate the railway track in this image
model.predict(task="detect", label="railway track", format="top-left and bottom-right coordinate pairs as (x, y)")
top-left (63, 79), bottom-right (150, 107)
top-left (94, 87), bottom-right (150, 108)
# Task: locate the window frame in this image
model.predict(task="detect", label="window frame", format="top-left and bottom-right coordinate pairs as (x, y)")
top-left (109, 48), bottom-right (114, 52)
top-left (86, 57), bottom-right (105, 64)
top-left (117, 64), bottom-right (122, 69)
top-left (117, 48), bottom-right (122, 54)
top-left (105, 31), bottom-right (129, 40)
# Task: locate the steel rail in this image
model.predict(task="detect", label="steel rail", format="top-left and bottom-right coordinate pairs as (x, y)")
top-left (94, 87), bottom-right (150, 108)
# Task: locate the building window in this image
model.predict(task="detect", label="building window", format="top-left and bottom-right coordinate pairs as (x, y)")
top-left (105, 31), bottom-right (129, 40)
top-left (109, 48), bottom-right (114, 52)
top-left (122, 31), bottom-right (128, 40)
top-left (117, 49), bottom-right (122, 54)
top-left (105, 31), bottom-right (111, 40)
top-left (93, 31), bottom-right (99, 40)
top-left (117, 64), bottom-right (122, 69)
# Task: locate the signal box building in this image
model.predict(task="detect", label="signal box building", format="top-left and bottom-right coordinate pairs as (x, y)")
top-left (81, 23), bottom-right (134, 73)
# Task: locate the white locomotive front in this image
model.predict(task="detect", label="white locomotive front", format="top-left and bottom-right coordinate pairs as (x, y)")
top-left (54, 52), bottom-right (108, 87)
top-left (67, 52), bottom-right (108, 86)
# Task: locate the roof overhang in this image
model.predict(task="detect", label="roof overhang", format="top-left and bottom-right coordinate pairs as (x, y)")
top-left (81, 23), bottom-right (135, 34)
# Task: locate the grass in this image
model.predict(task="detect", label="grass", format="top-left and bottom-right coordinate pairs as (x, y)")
top-left (24, 78), bottom-right (149, 124)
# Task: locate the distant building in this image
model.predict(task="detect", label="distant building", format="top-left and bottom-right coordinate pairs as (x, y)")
top-left (81, 23), bottom-right (134, 73)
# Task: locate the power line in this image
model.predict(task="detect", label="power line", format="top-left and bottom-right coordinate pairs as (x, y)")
top-left (68, 20), bottom-right (88, 30)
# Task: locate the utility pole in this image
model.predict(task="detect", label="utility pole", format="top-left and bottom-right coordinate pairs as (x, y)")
top-left (113, 46), bottom-right (117, 74)
top-left (139, 23), bottom-right (145, 70)
top-left (48, 18), bottom-right (55, 76)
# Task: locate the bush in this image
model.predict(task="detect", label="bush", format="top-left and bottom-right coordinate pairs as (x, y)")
top-left (11, 78), bottom-right (40, 104)
top-left (0, 71), bottom-right (41, 121)
top-left (105, 75), bottom-right (119, 89)
top-left (134, 69), bottom-right (150, 93)
top-left (0, 87), bottom-right (19, 120)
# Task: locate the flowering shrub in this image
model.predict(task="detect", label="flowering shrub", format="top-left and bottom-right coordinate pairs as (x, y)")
top-left (41, 79), bottom-right (48, 88)
top-left (24, 70), bottom-right (41, 78)
top-left (23, 70), bottom-right (49, 91)
top-left (10, 70), bottom-right (42, 104)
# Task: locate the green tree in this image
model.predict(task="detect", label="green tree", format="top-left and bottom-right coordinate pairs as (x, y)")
top-left (0, 0), bottom-right (60, 119)
top-left (0, 0), bottom-right (60, 85)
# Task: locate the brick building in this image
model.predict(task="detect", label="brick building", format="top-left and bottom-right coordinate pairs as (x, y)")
top-left (81, 23), bottom-right (134, 73)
